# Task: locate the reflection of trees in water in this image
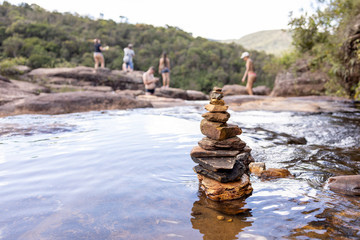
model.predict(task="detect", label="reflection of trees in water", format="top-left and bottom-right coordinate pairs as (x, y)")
top-left (190, 191), bottom-right (253, 240)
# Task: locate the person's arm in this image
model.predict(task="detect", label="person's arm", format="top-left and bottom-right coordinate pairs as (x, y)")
top-left (168, 59), bottom-right (170, 70)
top-left (143, 73), bottom-right (149, 85)
top-left (158, 58), bottom-right (162, 73)
top-left (242, 60), bottom-right (249, 82)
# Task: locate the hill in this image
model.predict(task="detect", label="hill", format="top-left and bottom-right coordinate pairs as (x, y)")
top-left (221, 30), bottom-right (293, 56)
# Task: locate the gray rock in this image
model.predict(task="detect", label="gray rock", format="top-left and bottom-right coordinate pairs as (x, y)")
top-left (193, 160), bottom-right (246, 183)
top-left (191, 156), bottom-right (237, 171)
top-left (327, 175), bottom-right (360, 196)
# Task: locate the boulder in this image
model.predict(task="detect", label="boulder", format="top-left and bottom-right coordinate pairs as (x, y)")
top-left (27, 66), bottom-right (145, 90)
top-left (253, 86), bottom-right (271, 95)
top-left (270, 59), bottom-right (328, 97)
top-left (154, 87), bottom-right (187, 99)
top-left (185, 90), bottom-right (208, 100)
top-left (260, 168), bottom-right (292, 180)
top-left (0, 91), bottom-right (152, 116)
top-left (197, 174), bottom-right (253, 201)
top-left (0, 79), bottom-right (35, 105)
top-left (327, 175), bottom-right (360, 196)
top-left (198, 137), bottom-right (246, 150)
top-left (223, 84), bottom-right (248, 96)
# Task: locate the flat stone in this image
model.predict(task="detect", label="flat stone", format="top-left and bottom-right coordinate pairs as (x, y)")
top-left (198, 137), bottom-right (246, 150)
top-left (327, 175), bottom-right (360, 196)
top-left (197, 174), bottom-right (253, 201)
top-left (190, 146), bottom-right (240, 158)
top-left (191, 156), bottom-right (237, 171)
top-left (202, 112), bottom-right (230, 123)
top-left (193, 160), bottom-right (246, 182)
top-left (210, 99), bottom-right (225, 106)
top-left (200, 119), bottom-right (242, 141)
top-left (205, 104), bottom-right (228, 113)
top-left (260, 168), bottom-right (293, 180)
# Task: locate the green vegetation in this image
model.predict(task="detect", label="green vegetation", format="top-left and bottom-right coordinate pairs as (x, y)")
top-left (0, 1), bottom-right (277, 92)
top-left (221, 30), bottom-right (294, 56)
top-left (286, 0), bottom-right (360, 99)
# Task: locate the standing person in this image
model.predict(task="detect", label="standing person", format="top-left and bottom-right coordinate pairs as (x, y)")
top-left (93, 38), bottom-right (106, 69)
top-left (123, 43), bottom-right (135, 72)
top-left (241, 52), bottom-right (256, 95)
top-left (158, 52), bottom-right (170, 88)
top-left (142, 66), bottom-right (159, 95)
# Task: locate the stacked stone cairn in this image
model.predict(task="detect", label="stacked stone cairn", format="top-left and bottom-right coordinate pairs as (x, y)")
top-left (190, 87), bottom-right (254, 201)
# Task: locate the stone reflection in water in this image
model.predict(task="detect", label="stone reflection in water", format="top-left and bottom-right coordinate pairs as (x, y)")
top-left (191, 191), bottom-right (253, 240)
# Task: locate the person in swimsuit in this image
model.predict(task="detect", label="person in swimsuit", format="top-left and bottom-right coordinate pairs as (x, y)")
top-left (93, 38), bottom-right (106, 69)
top-left (241, 52), bottom-right (256, 95)
top-left (142, 66), bottom-right (159, 95)
top-left (158, 52), bottom-right (170, 88)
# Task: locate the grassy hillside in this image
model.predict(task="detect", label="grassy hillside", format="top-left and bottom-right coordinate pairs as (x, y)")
top-left (222, 30), bottom-right (293, 56)
top-left (0, 2), bottom-right (277, 92)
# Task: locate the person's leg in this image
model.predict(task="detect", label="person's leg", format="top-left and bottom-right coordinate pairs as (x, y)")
top-left (162, 72), bottom-right (166, 87)
top-left (100, 55), bottom-right (105, 68)
top-left (166, 72), bottom-right (170, 87)
top-left (129, 61), bottom-right (134, 72)
top-left (246, 75), bottom-right (256, 95)
top-left (94, 55), bottom-right (99, 69)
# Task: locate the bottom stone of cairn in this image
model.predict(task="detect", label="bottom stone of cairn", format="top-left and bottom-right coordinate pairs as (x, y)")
top-left (197, 174), bottom-right (253, 201)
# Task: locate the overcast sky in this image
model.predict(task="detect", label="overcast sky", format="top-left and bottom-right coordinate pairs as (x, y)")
top-left (2, 0), bottom-right (317, 40)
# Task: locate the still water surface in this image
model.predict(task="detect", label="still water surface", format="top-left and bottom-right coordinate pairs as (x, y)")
top-left (0, 105), bottom-right (359, 239)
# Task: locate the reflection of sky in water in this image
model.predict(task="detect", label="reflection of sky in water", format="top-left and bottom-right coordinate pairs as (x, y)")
top-left (0, 107), bottom-right (359, 239)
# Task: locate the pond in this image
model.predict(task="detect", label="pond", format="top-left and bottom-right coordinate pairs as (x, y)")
top-left (0, 105), bottom-right (359, 239)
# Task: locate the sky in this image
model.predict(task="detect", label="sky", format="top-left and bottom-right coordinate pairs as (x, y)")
top-left (1, 0), bottom-right (317, 40)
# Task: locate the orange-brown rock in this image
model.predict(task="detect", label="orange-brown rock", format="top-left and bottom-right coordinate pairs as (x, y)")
top-left (202, 112), bottom-right (230, 123)
top-left (260, 168), bottom-right (292, 180)
top-left (249, 162), bottom-right (266, 176)
top-left (205, 104), bottom-right (228, 113)
top-left (197, 174), bottom-right (253, 201)
top-left (210, 99), bottom-right (225, 105)
top-left (190, 146), bottom-right (240, 158)
top-left (200, 119), bottom-right (242, 141)
top-left (198, 137), bottom-right (246, 150)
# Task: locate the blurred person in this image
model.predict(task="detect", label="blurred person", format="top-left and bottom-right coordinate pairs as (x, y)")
top-left (142, 66), bottom-right (159, 95)
top-left (158, 52), bottom-right (170, 88)
top-left (123, 43), bottom-right (135, 72)
top-left (93, 38), bottom-right (108, 69)
top-left (241, 52), bottom-right (256, 95)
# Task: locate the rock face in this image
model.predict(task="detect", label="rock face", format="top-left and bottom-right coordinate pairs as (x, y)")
top-left (327, 175), bottom-right (360, 196)
top-left (223, 84), bottom-right (271, 96)
top-left (190, 87), bottom-right (254, 201)
top-left (0, 92), bottom-right (152, 116)
top-left (271, 59), bottom-right (329, 97)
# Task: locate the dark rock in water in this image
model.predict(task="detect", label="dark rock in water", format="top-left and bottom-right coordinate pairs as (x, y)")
top-left (327, 175), bottom-right (360, 196)
top-left (193, 160), bottom-right (246, 183)
top-left (191, 156), bottom-right (237, 171)
top-left (287, 136), bottom-right (307, 145)
top-left (190, 146), bottom-right (240, 158)
top-left (202, 112), bottom-right (230, 123)
top-left (198, 137), bottom-right (246, 150)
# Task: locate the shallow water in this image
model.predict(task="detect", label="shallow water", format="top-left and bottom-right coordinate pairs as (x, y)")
top-left (0, 106), bottom-right (359, 239)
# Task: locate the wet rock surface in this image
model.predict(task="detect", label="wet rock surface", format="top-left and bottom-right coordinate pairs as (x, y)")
top-left (327, 175), bottom-right (360, 196)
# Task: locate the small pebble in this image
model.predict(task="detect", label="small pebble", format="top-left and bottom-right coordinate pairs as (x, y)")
top-left (217, 215), bottom-right (225, 221)
top-left (227, 219), bottom-right (233, 222)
